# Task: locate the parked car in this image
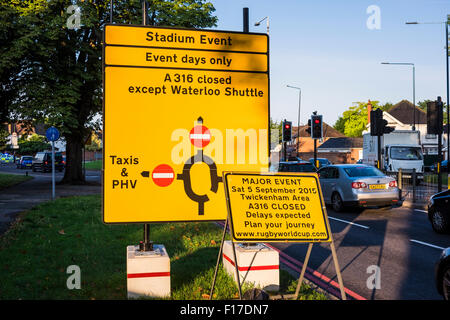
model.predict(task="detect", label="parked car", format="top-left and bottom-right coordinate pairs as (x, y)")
top-left (0, 153), bottom-right (14, 164)
top-left (278, 161), bottom-right (317, 173)
top-left (309, 158), bottom-right (331, 168)
top-left (428, 189), bottom-right (450, 234)
top-left (16, 156), bottom-right (33, 169)
top-left (317, 164), bottom-right (401, 212)
top-left (430, 160), bottom-right (448, 173)
top-left (435, 247), bottom-right (450, 300)
top-left (32, 151), bottom-right (64, 172)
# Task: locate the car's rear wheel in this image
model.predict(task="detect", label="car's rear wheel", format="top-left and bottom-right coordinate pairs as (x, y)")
top-left (431, 209), bottom-right (450, 234)
top-left (441, 265), bottom-right (450, 300)
top-left (332, 192), bottom-right (344, 212)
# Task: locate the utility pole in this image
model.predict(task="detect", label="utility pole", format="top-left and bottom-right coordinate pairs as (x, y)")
top-left (438, 97), bottom-right (444, 192)
top-left (140, 0), bottom-right (152, 252)
top-left (446, 17), bottom-right (449, 187)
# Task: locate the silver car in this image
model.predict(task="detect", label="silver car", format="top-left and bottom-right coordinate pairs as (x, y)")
top-left (317, 164), bottom-right (401, 212)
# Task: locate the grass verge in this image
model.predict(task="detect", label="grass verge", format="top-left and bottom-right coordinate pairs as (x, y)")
top-left (84, 160), bottom-right (102, 171)
top-left (0, 172), bottom-right (33, 190)
top-left (0, 195), bottom-right (327, 300)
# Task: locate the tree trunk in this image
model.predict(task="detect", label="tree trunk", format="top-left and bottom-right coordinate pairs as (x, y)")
top-left (61, 133), bottom-right (85, 184)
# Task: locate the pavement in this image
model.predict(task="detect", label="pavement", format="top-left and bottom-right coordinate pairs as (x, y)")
top-left (0, 165), bottom-right (101, 235)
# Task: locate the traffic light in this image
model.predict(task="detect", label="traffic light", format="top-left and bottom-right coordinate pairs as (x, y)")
top-left (370, 108), bottom-right (394, 136)
top-left (427, 98), bottom-right (443, 135)
top-left (370, 109), bottom-right (382, 136)
top-left (306, 119), bottom-right (311, 136)
top-left (380, 118), bottom-right (395, 134)
top-left (282, 120), bottom-right (292, 142)
top-left (311, 115), bottom-right (323, 139)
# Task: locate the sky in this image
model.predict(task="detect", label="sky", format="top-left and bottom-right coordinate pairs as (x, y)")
top-left (209, 0), bottom-right (450, 126)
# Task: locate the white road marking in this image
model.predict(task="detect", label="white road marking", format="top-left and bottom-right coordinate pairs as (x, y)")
top-left (414, 209), bottom-right (428, 213)
top-left (410, 239), bottom-right (445, 250)
top-left (328, 216), bottom-right (370, 229)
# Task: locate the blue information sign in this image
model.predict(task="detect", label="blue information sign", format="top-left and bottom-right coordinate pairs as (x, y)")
top-left (46, 126), bottom-right (60, 142)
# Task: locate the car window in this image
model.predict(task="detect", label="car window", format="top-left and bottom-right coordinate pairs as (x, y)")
top-left (390, 146), bottom-right (423, 160)
top-left (330, 167), bottom-right (339, 179)
top-left (343, 166), bottom-right (385, 177)
top-left (287, 163), bottom-right (316, 172)
top-left (42, 153), bottom-right (63, 161)
top-left (35, 153), bottom-right (45, 160)
top-left (318, 167), bottom-right (331, 178)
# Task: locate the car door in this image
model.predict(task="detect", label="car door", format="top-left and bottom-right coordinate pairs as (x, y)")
top-left (327, 167), bottom-right (340, 200)
top-left (318, 167), bottom-right (332, 202)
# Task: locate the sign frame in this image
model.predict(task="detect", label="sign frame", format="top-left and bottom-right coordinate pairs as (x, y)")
top-left (210, 171), bottom-right (347, 301)
top-left (222, 171), bottom-right (331, 243)
top-left (102, 24), bottom-right (271, 225)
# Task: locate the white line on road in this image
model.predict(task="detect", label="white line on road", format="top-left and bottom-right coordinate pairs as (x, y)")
top-left (410, 239), bottom-right (445, 250)
top-left (414, 209), bottom-right (428, 213)
top-left (328, 216), bottom-right (369, 229)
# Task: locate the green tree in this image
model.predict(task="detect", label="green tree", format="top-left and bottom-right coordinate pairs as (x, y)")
top-left (334, 101), bottom-right (391, 137)
top-left (2, 0), bottom-right (217, 183)
top-left (0, 127), bottom-right (8, 151)
top-left (17, 134), bottom-right (51, 155)
top-left (333, 116), bottom-right (346, 135)
top-left (417, 100), bottom-right (448, 123)
top-left (270, 118), bottom-right (282, 144)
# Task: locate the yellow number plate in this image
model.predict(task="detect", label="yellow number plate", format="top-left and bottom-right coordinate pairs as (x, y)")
top-left (369, 184), bottom-right (386, 190)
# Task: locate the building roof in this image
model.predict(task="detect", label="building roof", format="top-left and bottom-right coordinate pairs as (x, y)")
top-left (386, 100), bottom-right (426, 125)
top-left (292, 122), bottom-right (345, 139)
top-left (318, 137), bottom-right (363, 149)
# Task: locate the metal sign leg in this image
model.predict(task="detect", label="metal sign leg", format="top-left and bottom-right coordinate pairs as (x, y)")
top-left (209, 219), bottom-right (229, 300)
top-left (294, 243), bottom-right (313, 300)
top-left (231, 240), bottom-right (243, 300)
top-left (330, 240), bottom-right (347, 300)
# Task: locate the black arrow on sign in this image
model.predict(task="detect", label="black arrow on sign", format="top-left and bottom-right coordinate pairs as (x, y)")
top-left (141, 171), bottom-right (150, 178)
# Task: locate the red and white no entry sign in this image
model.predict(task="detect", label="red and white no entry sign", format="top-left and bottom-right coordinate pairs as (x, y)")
top-left (152, 164), bottom-right (175, 187)
top-left (189, 125), bottom-right (211, 148)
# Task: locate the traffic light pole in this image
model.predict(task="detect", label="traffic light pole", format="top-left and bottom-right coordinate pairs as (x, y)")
top-left (438, 131), bottom-right (442, 192)
top-left (377, 134), bottom-right (382, 170)
top-left (438, 96), bottom-right (444, 192)
top-left (314, 139), bottom-right (317, 168)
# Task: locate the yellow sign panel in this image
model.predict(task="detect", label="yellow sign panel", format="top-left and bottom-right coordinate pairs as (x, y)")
top-left (105, 25), bottom-right (268, 53)
top-left (103, 25), bottom-right (269, 224)
top-left (223, 172), bottom-right (331, 242)
top-left (105, 46), bottom-right (268, 72)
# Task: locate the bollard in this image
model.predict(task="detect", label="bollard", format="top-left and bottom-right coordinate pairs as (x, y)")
top-left (398, 169), bottom-right (402, 200)
top-left (412, 169), bottom-right (416, 203)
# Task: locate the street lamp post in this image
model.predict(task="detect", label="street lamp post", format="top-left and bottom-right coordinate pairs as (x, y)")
top-left (406, 18), bottom-right (450, 165)
top-left (254, 16), bottom-right (269, 34)
top-left (381, 62), bottom-right (416, 130)
top-left (287, 85), bottom-right (301, 158)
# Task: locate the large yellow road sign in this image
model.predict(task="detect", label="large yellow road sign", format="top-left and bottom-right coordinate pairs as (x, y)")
top-left (105, 46), bottom-right (268, 72)
top-left (104, 24), bottom-right (268, 53)
top-left (103, 25), bottom-right (269, 224)
top-left (223, 172), bottom-right (331, 242)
